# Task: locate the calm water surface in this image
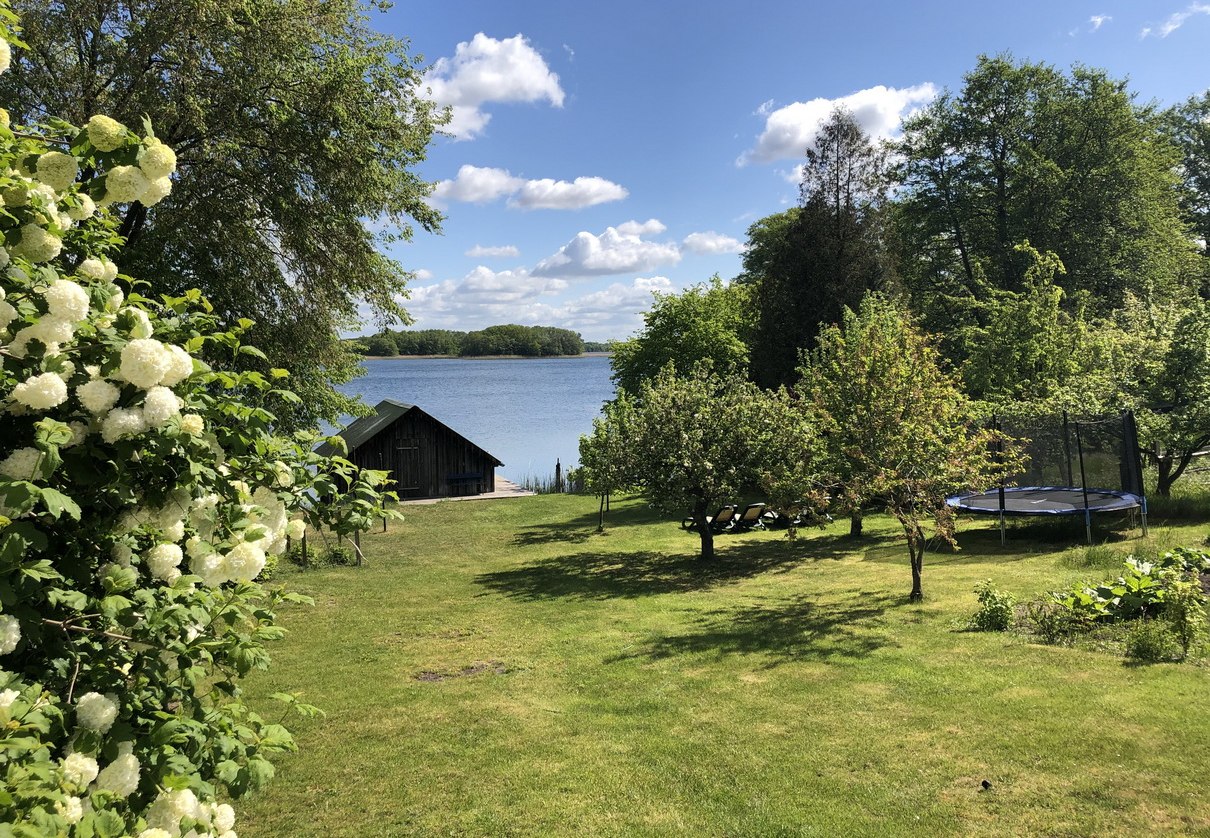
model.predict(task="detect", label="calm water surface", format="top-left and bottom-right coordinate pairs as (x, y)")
top-left (337, 356), bottom-right (615, 481)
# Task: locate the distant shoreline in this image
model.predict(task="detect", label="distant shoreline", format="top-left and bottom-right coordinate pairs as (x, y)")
top-left (362, 351), bottom-right (613, 361)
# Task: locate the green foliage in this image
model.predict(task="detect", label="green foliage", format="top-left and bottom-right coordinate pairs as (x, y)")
top-left (578, 395), bottom-right (638, 530)
top-left (747, 109), bottom-right (897, 388)
top-left (610, 277), bottom-right (754, 396)
top-left (1051, 558), bottom-right (1171, 622)
top-left (0, 19), bottom-right (398, 832)
top-left (355, 325), bottom-right (586, 357)
top-left (0, 0), bottom-right (448, 430)
top-left (798, 295), bottom-right (1016, 599)
top-left (969, 580), bottom-right (1016, 631)
top-left (599, 362), bottom-right (816, 558)
top-left (895, 56), bottom-right (1198, 342)
top-left (1165, 90), bottom-right (1210, 288)
top-left (1124, 619), bottom-right (1182, 663)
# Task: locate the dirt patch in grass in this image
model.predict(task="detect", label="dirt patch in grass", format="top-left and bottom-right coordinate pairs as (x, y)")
top-left (413, 660), bottom-right (511, 682)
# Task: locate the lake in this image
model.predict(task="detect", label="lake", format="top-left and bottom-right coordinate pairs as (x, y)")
top-left (336, 356), bottom-right (615, 481)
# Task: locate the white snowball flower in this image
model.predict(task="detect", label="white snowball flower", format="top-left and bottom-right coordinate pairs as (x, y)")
top-left (160, 344), bottom-right (195, 386)
top-left (77, 379), bottom-right (121, 414)
top-left (141, 139), bottom-right (177, 179)
top-left (10, 317), bottom-right (75, 357)
top-left (101, 407), bottom-right (146, 442)
top-left (102, 260), bottom-right (119, 282)
top-left (0, 37), bottom-right (10, 75)
top-left (272, 461), bottom-right (294, 488)
top-left (12, 372), bottom-right (68, 410)
top-left (121, 307), bottom-right (154, 340)
top-left (104, 165), bottom-right (150, 204)
top-left (66, 193), bottom-right (97, 221)
top-left (223, 541), bottom-right (266, 582)
top-left (0, 300), bottom-right (16, 331)
top-left (163, 519), bottom-right (186, 543)
top-left (0, 614), bottom-right (21, 654)
top-left (180, 414), bottom-right (205, 436)
top-left (64, 422), bottom-right (89, 448)
top-left (40, 279), bottom-right (91, 322)
top-left (112, 543), bottom-right (133, 566)
top-left (86, 115), bottom-right (128, 152)
top-left (146, 788), bottom-right (203, 834)
top-left (0, 447), bottom-right (41, 481)
top-left (77, 258), bottom-right (106, 280)
top-left (35, 151), bottom-right (79, 192)
top-left (61, 752), bottom-right (100, 786)
top-left (141, 175), bottom-right (172, 207)
top-left (11, 223), bottom-right (62, 263)
top-left (142, 386), bottom-right (182, 428)
top-left (54, 796), bottom-right (84, 824)
top-left (145, 543), bottom-right (184, 580)
top-left (75, 692), bottom-right (119, 732)
top-left (286, 519), bottom-right (306, 540)
top-left (0, 687), bottom-right (19, 712)
top-left (212, 803), bottom-right (236, 832)
top-left (120, 338), bottom-right (172, 388)
top-left (138, 830), bottom-right (173, 838)
top-left (96, 744), bottom-right (141, 796)
top-left (191, 550), bottom-right (227, 588)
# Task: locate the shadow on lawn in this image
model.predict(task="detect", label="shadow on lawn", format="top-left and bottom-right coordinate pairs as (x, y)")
top-left (476, 532), bottom-right (889, 601)
top-left (510, 500), bottom-right (665, 547)
top-left (609, 590), bottom-right (897, 666)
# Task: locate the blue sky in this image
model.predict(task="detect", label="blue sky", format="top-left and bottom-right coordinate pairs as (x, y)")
top-left (366, 0), bottom-right (1210, 342)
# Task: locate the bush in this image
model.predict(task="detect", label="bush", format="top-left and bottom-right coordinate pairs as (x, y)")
top-left (1124, 619), bottom-right (1182, 663)
top-left (1163, 579), bottom-right (1207, 659)
top-left (0, 10), bottom-right (397, 832)
top-left (970, 580), bottom-right (1016, 631)
top-left (1023, 601), bottom-right (1092, 645)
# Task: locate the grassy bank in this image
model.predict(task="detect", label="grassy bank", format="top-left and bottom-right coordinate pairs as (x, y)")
top-left (239, 495), bottom-right (1209, 837)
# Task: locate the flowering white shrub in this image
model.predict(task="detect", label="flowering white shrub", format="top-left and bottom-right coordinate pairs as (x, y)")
top-left (0, 6), bottom-right (399, 835)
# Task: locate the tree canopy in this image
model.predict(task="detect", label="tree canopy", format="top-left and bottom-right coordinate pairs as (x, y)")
top-left (0, 0), bottom-right (446, 428)
top-left (609, 276), bottom-right (753, 396)
top-left (894, 56), bottom-right (1198, 343)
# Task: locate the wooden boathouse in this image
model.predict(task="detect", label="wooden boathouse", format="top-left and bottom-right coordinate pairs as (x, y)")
top-left (316, 400), bottom-right (503, 499)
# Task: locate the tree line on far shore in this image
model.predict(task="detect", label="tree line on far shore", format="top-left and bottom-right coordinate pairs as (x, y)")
top-left (350, 324), bottom-right (609, 357)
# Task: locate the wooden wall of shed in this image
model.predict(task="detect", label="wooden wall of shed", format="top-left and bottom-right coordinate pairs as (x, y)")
top-left (349, 409), bottom-right (497, 499)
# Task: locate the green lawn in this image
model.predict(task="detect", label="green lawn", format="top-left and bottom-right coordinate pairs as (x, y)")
top-left (238, 494), bottom-right (1209, 837)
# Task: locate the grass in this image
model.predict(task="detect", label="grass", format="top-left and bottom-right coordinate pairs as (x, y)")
top-left (237, 494), bottom-right (1210, 837)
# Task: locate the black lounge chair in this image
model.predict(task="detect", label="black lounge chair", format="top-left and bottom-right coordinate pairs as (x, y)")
top-left (731, 503), bottom-right (768, 531)
top-left (681, 504), bottom-right (737, 533)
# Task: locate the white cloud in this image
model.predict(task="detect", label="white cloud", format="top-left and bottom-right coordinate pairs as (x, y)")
top-left (616, 219), bottom-right (666, 237)
top-left (432, 165), bottom-right (523, 204)
top-left (425, 33), bottom-right (564, 139)
top-left (739, 83), bottom-right (937, 165)
top-left (414, 269), bottom-right (434, 281)
top-left (431, 165), bottom-right (627, 210)
top-left (1090, 14), bottom-right (1111, 30)
top-left (682, 231), bottom-right (745, 255)
top-left (1141, 3), bottom-right (1210, 37)
top-left (403, 270), bottom-right (674, 341)
top-left (466, 244), bottom-right (521, 259)
top-left (755, 98), bottom-right (776, 117)
top-left (512, 176), bottom-right (629, 210)
top-left (533, 221), bottom-right (681, 277)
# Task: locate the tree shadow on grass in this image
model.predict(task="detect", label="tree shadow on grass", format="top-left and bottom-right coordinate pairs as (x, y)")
top-left (510, 500), bottom-right (666, 547)
top-left (477, 532), bottom-right (892, 601)
top-left (608, 590), bottom-right (897, 667)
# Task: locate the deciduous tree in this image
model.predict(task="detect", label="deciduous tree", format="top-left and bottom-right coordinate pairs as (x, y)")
top-left (0, 0), bottom-right (446, 428)
top-left (799, 296), bottom-right (1011, 600)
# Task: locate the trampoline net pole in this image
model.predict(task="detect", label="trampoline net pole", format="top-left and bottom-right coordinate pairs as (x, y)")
top-left (1075, 420), bottom-right (1092, 544)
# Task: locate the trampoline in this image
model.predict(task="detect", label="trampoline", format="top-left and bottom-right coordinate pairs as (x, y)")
top-left (947, 411), bottom-right (1148, 544)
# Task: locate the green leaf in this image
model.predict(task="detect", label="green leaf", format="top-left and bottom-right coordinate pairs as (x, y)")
top-left (38, 488), bottom-right (81, 521)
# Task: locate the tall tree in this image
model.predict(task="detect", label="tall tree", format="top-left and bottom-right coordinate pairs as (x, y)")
top-left (799, 295), bottom-right (1011, 599)
top-left (895, 56), bottom-right (1198, 344)
top-left (1166, 91), bottom-right (1210, 297)
top-left (0, 0), bottom-right (445, 427)
top-left (747, 108), bottom-right (895, 389)
top-left (610, 363), bottom-right (811, 559)
top-left (609, 276), bottom-right (754, 396)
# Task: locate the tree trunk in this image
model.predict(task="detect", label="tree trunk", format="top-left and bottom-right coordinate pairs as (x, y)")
top-left (849, 508), bottom-right (863, 537)
top-left (597, 493), bottom-right (606, 532)
top-left (908, 525), bottom-right (924, 601)
top-left (692, 498), bottom-right (715, 560)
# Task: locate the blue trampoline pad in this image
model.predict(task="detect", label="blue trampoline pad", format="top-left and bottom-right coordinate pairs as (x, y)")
top-left (946, 485), bottom-right (1143, 516)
